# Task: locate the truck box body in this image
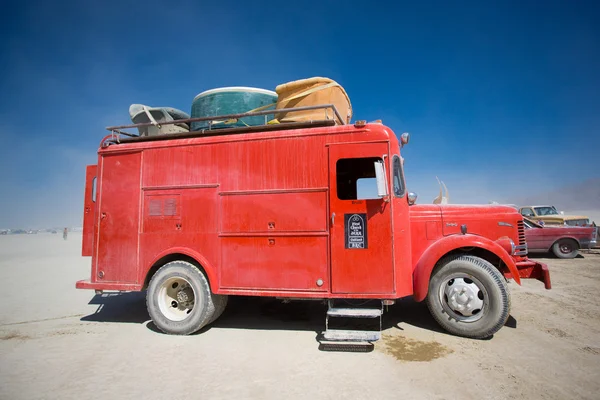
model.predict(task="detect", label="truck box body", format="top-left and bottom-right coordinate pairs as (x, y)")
top-left (79, 123), bottom-right (416, 298)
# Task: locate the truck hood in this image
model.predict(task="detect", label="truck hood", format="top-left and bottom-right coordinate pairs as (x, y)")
top-left (409, 204), bottom-right (517, 218)
top-left (438, 204), bottom-right (518, 217)
top-left (409, 204), bottom-right (522, 238)
top-left (439, 204), bottom-right (520, 237)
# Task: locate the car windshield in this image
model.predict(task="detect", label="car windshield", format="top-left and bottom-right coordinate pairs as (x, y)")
top-left (534, 206), bottom-right (559, 216)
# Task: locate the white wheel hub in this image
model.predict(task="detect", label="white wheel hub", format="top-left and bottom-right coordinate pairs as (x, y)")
top-left (158, 277), bottom-right (196, 322)
top-left (439, 275), bottom-right (487, 322)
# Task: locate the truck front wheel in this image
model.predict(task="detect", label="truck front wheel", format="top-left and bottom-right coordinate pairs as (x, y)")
top-left (147, 260), bottom-right (221, 335)
top-left (426, 255), bottom-right (511, 339)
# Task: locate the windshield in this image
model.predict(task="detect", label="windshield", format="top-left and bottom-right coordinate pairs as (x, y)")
top-left (392, 155), bottom-right (406, 197)
top-left (534, 206), bottom-right (559, 216)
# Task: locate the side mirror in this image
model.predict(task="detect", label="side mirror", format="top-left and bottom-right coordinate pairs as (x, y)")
top-left (408, 192), bottom-right (418, 205)
top-left (374, 160), bottom-right (388, 198)
top-left (400, 132), bottom-right (410, 146)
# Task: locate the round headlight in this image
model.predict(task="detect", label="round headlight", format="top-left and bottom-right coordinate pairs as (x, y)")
top-left (496, 237), bottom-right (515, 255)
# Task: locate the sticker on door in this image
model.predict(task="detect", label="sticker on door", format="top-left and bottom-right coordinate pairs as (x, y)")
top-left (344, 213), bottom-right (368, 249)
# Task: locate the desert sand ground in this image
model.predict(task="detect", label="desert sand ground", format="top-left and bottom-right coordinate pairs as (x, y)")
top-left (1, 233), bottom-right (599, 400)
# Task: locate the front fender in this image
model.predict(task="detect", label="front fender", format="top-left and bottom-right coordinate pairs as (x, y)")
top-left (412, 234), bottom-right (521, 302)
top-left (145, 247), bottom-right (219, 291)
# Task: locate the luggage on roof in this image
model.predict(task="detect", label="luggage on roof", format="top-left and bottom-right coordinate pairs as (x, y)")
top-left (274, 77), bottom-right (352, 125)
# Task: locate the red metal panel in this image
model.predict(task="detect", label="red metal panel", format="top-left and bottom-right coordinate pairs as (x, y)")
top-left (390, 156), bottom-right (413, 298)
top-left (96, 152), bottom-right (141, 283)
top-left (220, 236), bottom-right (328, 291)
top-left (142, 145), bottom-right (221, 188)
top-left (523, 227), bottom-right (547, 250)
top-left (139, 187), bottom-right (220, 284)
top-left (220, 190), bottom-right (327, 233)
top-left (328, 142), bottom-right (394, 294)
top-left (515, 260), bottom-right (552, 289)
top-left (141, 136), bottom-right (329, 192)
top-left (409, 205), bottom-right (443, 271)
top-left (142, 193), bottom-right (182, 233)
top-left (178, 188), bottom-right (219, 233)
top-left (82, 164), bottom-right (97, 257)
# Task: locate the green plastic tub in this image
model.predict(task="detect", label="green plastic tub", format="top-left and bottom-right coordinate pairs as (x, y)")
top-left (190, 87), bottom-right (278, 131)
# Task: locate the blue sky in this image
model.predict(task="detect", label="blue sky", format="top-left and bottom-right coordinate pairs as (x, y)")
top-left (1, 0), bottom-right (598, 228)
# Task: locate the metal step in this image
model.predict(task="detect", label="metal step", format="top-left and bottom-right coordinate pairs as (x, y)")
top-left (327, 307), bottom-right (382, 318)
top-left (323, 329), bottom-right (381, 342)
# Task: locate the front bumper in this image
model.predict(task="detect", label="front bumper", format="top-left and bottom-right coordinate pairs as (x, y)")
top-left (515, 260), bottom-right (552, 289)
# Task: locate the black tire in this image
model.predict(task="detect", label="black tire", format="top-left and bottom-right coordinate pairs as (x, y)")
top-left (552, 239), bottom-right (579, 259)
top-left (426, 255), bottom-right (511, 339)
top-left (147, 260), bottom-right (217, 335)
top-left (207, 295), bottom-right (228, 325)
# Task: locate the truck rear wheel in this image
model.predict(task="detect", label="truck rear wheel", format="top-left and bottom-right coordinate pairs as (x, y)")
top-left (426, 255), bottom-right (510, 339)
top-left (552, 239), bottom-right (578, 259)
top-left (207, 294), bottom-right (228, 325)
top-left (147, 260), bottom-right (220, 335)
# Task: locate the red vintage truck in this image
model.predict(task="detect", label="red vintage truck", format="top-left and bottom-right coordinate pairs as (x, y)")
top-left (77, 105), bottom-right (551, 342)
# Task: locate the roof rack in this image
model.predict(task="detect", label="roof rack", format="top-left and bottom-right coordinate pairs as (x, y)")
top-left (103, 104), bottom-right (345, 145)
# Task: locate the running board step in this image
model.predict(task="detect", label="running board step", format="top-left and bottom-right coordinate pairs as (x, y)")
top-left (323, 329), bottom-right (381, 342)
top-left (327, 308), bottom-right (382, 318)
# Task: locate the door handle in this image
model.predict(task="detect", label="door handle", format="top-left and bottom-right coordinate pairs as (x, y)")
top-left (331, 212), bottom-right (336, 225)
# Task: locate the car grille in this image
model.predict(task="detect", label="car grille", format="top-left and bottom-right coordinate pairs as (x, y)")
top-left (515, 220), bottom-right (528, 256)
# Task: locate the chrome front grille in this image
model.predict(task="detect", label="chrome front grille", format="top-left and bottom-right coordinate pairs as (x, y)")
top-left (515, 220), bottom-right (528, 256)
top-left (517, 220), bottom-right (525, 245)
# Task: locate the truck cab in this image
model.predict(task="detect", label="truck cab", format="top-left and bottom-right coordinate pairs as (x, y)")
top-left (77, 105), bottom-right (550, 343)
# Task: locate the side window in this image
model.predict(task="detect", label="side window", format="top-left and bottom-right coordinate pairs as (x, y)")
top-left (392, 155), bottom-right (405, 197)
top-left (521, 208), bottom-right (534, 217)
top-left (336, 157), bottom-right (382, 200)
top-left (92, 177), bottom-right (97, 202)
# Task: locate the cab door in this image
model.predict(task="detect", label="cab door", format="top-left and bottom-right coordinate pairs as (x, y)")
top-left (328, 142), bottom-right (394, 294)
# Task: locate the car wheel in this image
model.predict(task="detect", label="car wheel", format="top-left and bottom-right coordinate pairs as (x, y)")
top-left (552, 239), bottom-right (579, 259)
